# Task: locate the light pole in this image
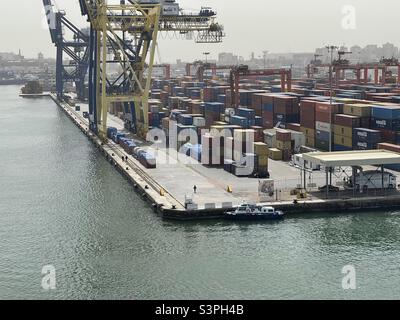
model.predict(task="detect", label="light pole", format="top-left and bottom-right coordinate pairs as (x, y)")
top-left (326, 45), bottom-right (339, 153)
top-left (263, 51), bottom-right (269, 69)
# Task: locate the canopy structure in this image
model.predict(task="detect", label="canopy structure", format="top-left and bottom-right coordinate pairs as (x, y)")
top-left (303, 150), bottom-right (400, 168)
top-left (302, 150), bottom-right (400, 198)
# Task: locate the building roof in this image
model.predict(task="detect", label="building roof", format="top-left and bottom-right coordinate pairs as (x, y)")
top-left (303, 150), bottom-right (400, 167)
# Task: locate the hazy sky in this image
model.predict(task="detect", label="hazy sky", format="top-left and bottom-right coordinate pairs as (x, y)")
top-left (1, 0), bottom-right (399, 62)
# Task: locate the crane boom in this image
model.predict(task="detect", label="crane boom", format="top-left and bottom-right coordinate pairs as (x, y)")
top-left (79, 0), bottom-right (225, 139)
top-left (42, 0), bottom-right (89, 100)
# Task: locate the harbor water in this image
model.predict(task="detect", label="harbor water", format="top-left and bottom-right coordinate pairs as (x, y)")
top-left (1, 85), bottom-right (400, 300)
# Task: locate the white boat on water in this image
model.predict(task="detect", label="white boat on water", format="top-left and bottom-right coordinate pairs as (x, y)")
top-left (224, 204), bottom-right (285, 221)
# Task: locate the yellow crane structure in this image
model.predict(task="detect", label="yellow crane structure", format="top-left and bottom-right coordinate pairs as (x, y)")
top-left (79, 0), bottom-right (224, 140)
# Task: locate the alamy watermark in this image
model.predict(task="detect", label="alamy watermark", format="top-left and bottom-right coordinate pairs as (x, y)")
top-left (41, 265), bottom-right (56, 290)
top-left (145, 120), bottom-right (256, 175)
top-left (341, 5), bottom-right (356, 30)
top-left (342, 265), bottom-right (357, 290)
top-left (42, 5), bottom-right (57, 31)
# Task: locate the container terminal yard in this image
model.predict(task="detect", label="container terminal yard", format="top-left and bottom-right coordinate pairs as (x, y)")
top-left (29, 0), bottom-right (400, 220)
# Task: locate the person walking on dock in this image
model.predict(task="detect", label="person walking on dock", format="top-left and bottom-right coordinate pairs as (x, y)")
top-left (193, 185), bottom-right (197, 194)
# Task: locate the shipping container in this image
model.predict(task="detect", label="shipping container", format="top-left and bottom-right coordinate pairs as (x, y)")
top-left (371, 105), bottom-right (400, 120)
top-left (253, 142), bottom-right (269, 156)
top-left (276, 129), bottom-right (291, 142)
top-left (370, 117), bottom-right (400, 131)
top-left (353, 141), bottom-right (377, 151)
top-left (269, 148), bottom-right (283, 161)
top-left (378, 142), bottom-right (400, 153)
top-left (305, 136), bottom-right (315, 148)
top-left (300, 126), bottom-right (316, 137)
top-left (334, 125), bottom-right (353, 138)
top-left (287, 123), bottom-right (301, 132)
top-left (334, 114), bottom-right (361, 127)
top-left (334, 144), bottom-right (352, 152)
top-left (334, 134), bottom-right (352, 148)
top-left (353, 128), bottom-right (381, 143)
top-left (276, 140), bottom-right (292, 151)
top-left (316, 130), bottom-right (332, 142)
top-left (237, 107), bottom-right (256, 120)
top-left (315, 139), bottom-right (331, 152)
top-left (343, 104), bottom-right (372, 117)
top-left (315, 102), bottom-right (343, 114)
top-left (315, 121), bottom-right (332, 132)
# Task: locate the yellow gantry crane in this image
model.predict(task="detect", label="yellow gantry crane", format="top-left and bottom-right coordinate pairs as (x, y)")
top-left (79, 0), bottom-right (224, 140)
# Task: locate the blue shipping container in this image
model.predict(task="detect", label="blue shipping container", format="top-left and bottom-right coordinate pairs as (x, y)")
top-left (237, 107), bottom-right (255, 120)
top-left (204, 102), bottom-right (224, 114)
top-left (262, 103), bottom-right (274, 112)
top-left (255, 116), bottom-right (263, 127)
top-left (371, 106), bottom-right (400, 120)
top-left (316, 130), bottom-right (332, 142)
top-left (370, 117), bottom-right (400, 131)
top-left (334, 144), bottom-right (353, 152)
top-left (353, 128), bottom-right (381, 143)
top-left (230, 115), bottom-right (249, 128)
top-left (353, 141), bottom-right (377, 150)
top-left (178, 114), bottom-right (193, 126)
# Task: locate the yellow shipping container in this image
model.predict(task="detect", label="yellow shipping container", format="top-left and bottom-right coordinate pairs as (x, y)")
top-left (276, 140), bottom-right (292, 151)
top-left (258, 155), bottom-right (269, 167)
top-left (269, 148), bottom-right (283, 161)
top-left (300, 127), bottom-right (315, 137)
top-left (334, 125), bottom-right (353, 138)
top-left (253, 142), bottom-right (269, 156)
top-left (334, 134), bottom-right (352, 148)
top-left (343, 104), bottom-right (371, 117)
top-left (334, 98), bottom-right (361, 104)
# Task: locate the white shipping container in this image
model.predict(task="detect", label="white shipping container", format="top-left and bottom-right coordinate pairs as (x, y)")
top-left (193, 117), bottom-right (206, 127)
top-left (315, 121), bottom-right (331, 132)
top-left (287, 130), bottom-right (306, 152)
top-left (264, 132), bottom-right (277, 148)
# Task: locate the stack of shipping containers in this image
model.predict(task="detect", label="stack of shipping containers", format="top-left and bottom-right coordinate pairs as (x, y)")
top-left (333, 114), bottom-right (360, 151)
top-left (300, 100), bottom-right (316, 148)
top-left (314, 102), bottom-right (343, 151)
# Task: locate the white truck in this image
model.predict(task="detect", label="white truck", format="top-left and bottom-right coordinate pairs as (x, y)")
top-left (347, 170), bottom-right (397, 191)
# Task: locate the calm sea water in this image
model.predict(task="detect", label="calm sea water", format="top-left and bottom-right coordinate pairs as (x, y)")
top-left (0, 85), bottom-right (400, 300)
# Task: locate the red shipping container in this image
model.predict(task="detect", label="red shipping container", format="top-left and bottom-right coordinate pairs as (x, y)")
top-left (252, 94), bottom-right (263, 117)
top-left (262, 110), bottom-right (274, 129)
top-left (334, 114), bottom-right (361, 128)
top-left (287, 123), bottom-right (301, 132)
top-left (274, 96), bottom-right (297, 114)
top-left (360, 117), bottom-right (370, 128)
top-left (261, 93), bottom-right (275, 106)
top-left (203, 87), bottom-right (212, 102)
top-left (276, 129), bottom-right (292, 142)
top-left (250, 126), bottom-right (264, 142)
top-left (315, 111), bottom-right (333, 123)
top-left (380, 129), bottom-right (400, 143)
top-left (316, 102), bottom-right (342, 114)
top-left (378, 143), bottom-right (400, 153)
top-left (300, 100), bottom-right (316, 119)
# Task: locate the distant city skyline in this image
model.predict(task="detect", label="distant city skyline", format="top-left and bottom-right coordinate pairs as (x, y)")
top-left (2, 0), bottom-right (400, 62)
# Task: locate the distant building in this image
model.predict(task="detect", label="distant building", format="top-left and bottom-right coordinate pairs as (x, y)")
top-left (218, 52), bottom-right (239, 66)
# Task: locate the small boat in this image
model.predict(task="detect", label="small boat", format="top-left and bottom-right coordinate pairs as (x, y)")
top-left (224, 204), bottom-right (285, 221)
